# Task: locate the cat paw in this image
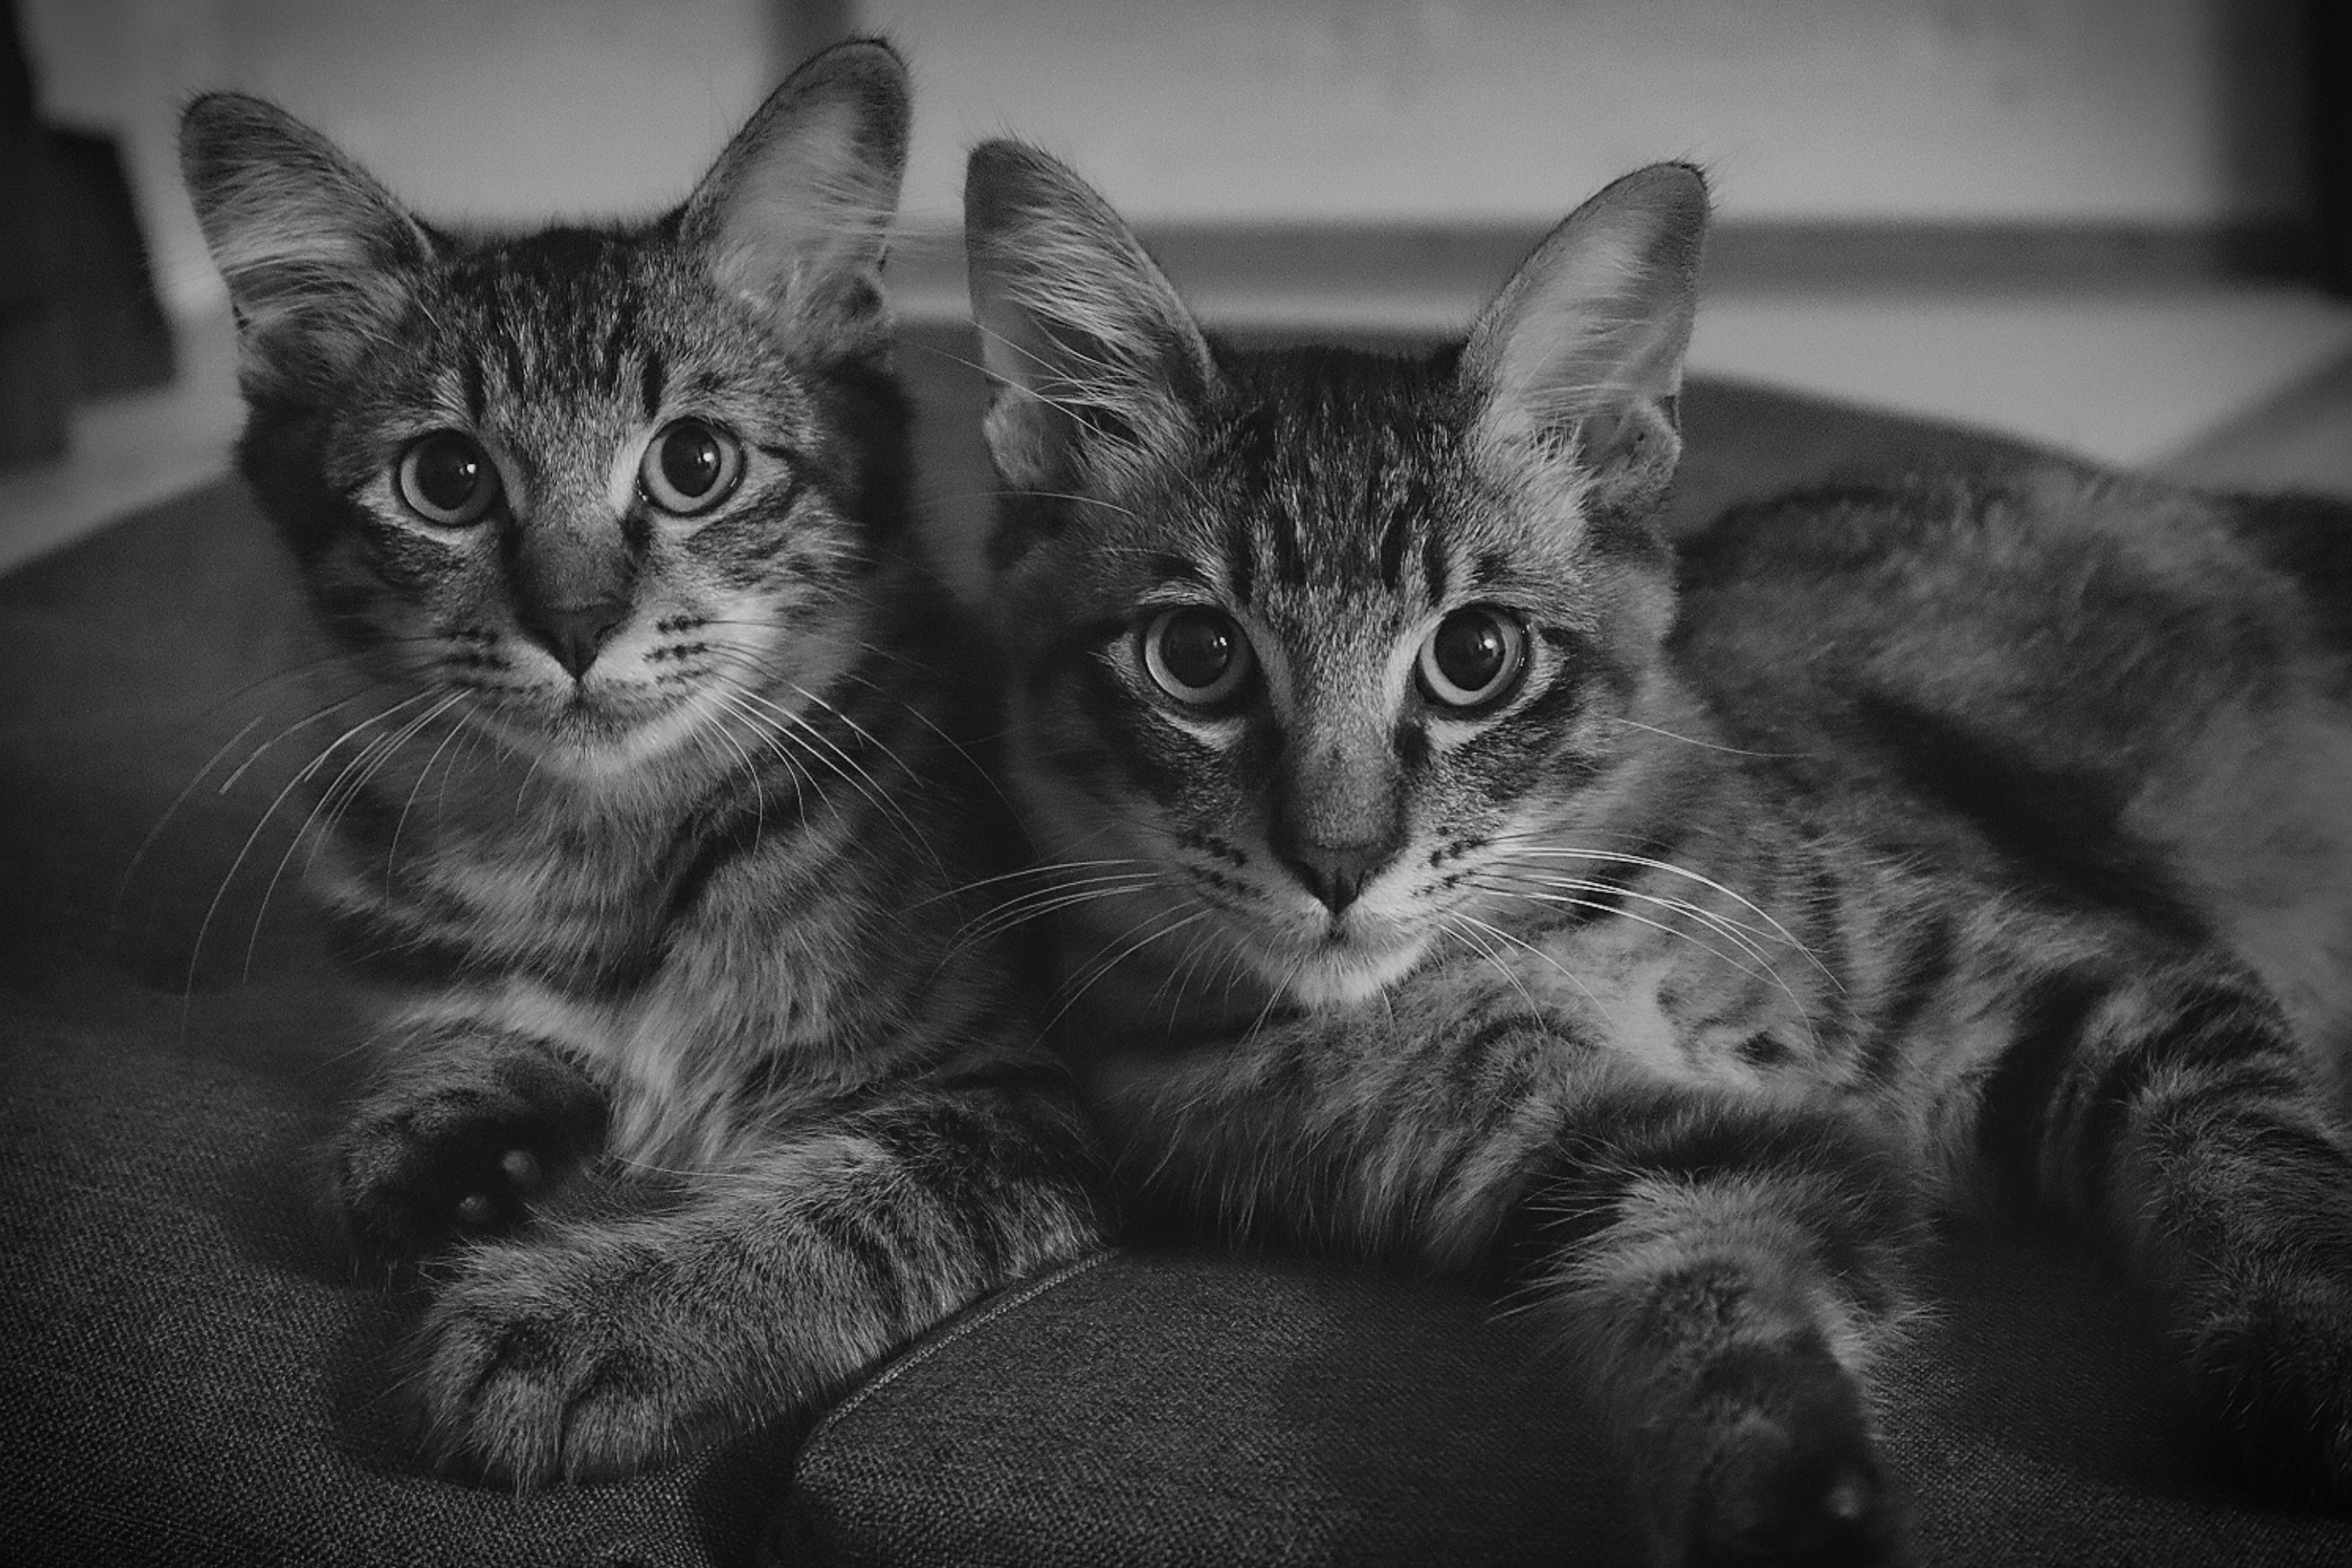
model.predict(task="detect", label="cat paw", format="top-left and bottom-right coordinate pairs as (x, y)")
top-left (2187, 1280), bottom-right (2352, 1507)
top-left (1660, 1351), bottom-right (1912, 1568)
top-left (1684, 1412), bottom-right (1907, 1567)
top-left (333, 1046), bottom-right (605, 1264)
top-left (403, 1234), bottom-right (726, 1487)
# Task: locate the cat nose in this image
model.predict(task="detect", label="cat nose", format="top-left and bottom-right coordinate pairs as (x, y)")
top-left (1282, 837), bottom-right (1396, 916)
top-left (522, 600), bottom-right (628, 680)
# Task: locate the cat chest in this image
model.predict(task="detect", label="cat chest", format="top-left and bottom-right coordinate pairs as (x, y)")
top-left (307, 810), bottom-right (678, 994)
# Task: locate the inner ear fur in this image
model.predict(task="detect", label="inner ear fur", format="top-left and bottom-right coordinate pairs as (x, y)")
top-left (179, 92), bottom-right (435, 387)
top-left (962, 139), bottom-right (1216, 497)
top-left (680, 37), bottom-right (911, 357)
top-left (1461, 162), bottom-right (1708, 521)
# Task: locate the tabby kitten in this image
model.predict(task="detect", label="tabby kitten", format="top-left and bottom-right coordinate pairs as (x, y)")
top-left (963, 141), bottom-right (2352, 1564)
top-left (177, 43), bottom-right (1106, 1487)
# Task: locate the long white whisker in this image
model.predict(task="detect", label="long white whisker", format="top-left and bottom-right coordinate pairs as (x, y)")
top-left (184, 689), bottom-right (438, 1001)
top-left (262, 691), bottom-right (466, 978)
top-left (1487, 867), bottom-right (1784, 968)
top-left (1444, 910), bottom-right (1613, 1025)
top-left (952, 872), bottom-right (1168, 957)
top-left (1046, 908), bottom-right (1210, 1038)
top-left (1499, 842), bottom-right (1835, 987)
top-left (1599, 715), bottom-right (1797, 759)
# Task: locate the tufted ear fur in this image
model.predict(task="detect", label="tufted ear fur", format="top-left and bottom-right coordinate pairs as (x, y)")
top-left (1460, 162), bottom-right (1708, 523)
top-left (962, 140), bottom-right (1216, 499)
top-left (680, 37), bottom-right (910, 360)
top-left (179, 92), bottom-right (435, 391)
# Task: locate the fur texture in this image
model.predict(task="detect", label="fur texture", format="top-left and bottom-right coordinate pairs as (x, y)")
top-left (963, 140), bottom-right (2352, 1566)
top-left (178, 44), bottom-right (1107, 1486)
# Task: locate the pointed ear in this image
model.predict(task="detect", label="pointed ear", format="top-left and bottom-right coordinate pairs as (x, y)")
top-left (1460, 162), bottom-right (1707, 520)
top-left (963, 140), bottom-right (1215, 496)
top-left (179, 92), bottom-right (434, 386)
top-left (680, 38), bottom-right (909, 358)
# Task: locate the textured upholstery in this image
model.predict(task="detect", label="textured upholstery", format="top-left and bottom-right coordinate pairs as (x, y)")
top-left (4, 324), bottom-right (2346, 1566)
top-left (784, 1238), bottom-right (2352, 1566)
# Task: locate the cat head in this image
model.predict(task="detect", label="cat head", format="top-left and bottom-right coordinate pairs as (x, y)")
top-left (964, 143), bottom-right (1706, 1011)
top-left (181, 40), bottom-right (911, 788)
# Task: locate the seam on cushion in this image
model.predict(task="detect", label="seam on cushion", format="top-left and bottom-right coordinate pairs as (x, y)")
top-left (802, 1248), bottom-right (1117, 1446)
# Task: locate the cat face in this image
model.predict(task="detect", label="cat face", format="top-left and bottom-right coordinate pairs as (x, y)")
top-left (965, 146), bottom-right (1706, 1010)
top-left (182, 45), bottom-right (911, 786)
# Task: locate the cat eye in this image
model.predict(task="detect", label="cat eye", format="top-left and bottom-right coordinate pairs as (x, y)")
top-left (639, 418), bottom-right (744, 516)
top-left (394, 432), bottom-right (500, 527)
top-left (1417, 606), bottom-right (1529, 710)
top-left (1142, 606), bottom-right (1254, 707)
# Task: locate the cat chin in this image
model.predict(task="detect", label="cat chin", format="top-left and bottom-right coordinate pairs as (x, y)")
top-left (1268, 935), bottom-right (1432, 1011)
top-left (474, 693), bottom-right (715, 785)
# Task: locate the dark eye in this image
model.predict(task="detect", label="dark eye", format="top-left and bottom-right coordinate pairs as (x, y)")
top-left (394, 432), bottom-right (499, 526)
top-left (639, 418), bottom-right (743, 516)
top-left (1417, 606), bottom-right (1528, 709)
top-left (1142, 606), bottom-right (1253, 707)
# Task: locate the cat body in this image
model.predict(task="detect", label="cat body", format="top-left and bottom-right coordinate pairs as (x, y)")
top-left (1681, 468), bottom-right (2352, 1123)
top-left (178, 43), bottom-right (1106, 1487)
top-left (963, 142), bottom-right (2352, 1564)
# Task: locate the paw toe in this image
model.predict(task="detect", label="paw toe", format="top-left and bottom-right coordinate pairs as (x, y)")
top-left (407, 1261), bottom-right (688, 1488)
top-left (339, 1112), bottom-right (580, 1262)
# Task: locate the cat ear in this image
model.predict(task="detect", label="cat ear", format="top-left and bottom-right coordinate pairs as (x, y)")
top-left (179, 93), bottom-right (434, 385)
top-left (963, 140), bottom-right (1216, 495)
top-left (1460, 162), bottom-right (1708, 520)
top-left (680, 38), bottom-right (910, 356)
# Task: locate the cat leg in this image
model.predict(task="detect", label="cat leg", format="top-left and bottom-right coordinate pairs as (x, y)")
top-left (1513, 1085), bottom-right (1920, 1568)
top-left (400, 1079), bottom-right (1107, 1486)
top-left (1996, 959), bottom-right (2352, 1504)
top-left (333, 1012), bottom-right (607, 1265)
top-left (1090, 1032), bottom-right (1919, 1567)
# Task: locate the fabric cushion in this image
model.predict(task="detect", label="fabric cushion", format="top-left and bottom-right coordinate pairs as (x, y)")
top-left (783, 1237), bottom-right (2352, 1566)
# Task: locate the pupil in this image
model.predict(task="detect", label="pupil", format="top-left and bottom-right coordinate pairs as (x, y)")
top-left (1163, 612), bottom-right (1234, 690)
top-left (662, 425), bottom-right (722, 497)
top-left (1437, 614), bottom-right (1506, 691)
top-left (416, 437), bottom-right (481, 511)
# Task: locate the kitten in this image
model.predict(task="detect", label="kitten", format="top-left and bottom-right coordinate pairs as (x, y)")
top-left (962, 140), bottom-right (2352, 1565)
top-left (176, 43), bottom-right (1107, 1487)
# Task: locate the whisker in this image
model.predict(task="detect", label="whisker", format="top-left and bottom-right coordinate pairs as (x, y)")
top-left (1045, 907), bottom-right (1210, 1038)
top-left (1478, 878), bottom-right (1820, 1049)
top-left (1496, 840), bottom-right (1836, 987)
top-left (258, 692), bottom-right (466, 979)
top-left (384, 695), bottom-right (484, 884)
top-left (949, 870), bottom-right (1167, 956)
top-left (1442, 910), bottom-right (1613, 1025)
top-left (1600, 715), bottom-right (1798, 759)
top-left (1483, 867), bottom-right (1784, 969)
top-left (183, 689), bottom-right (439, 1005)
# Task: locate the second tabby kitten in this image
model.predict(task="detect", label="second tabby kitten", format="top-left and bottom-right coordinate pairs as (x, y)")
top-left (178, 45), bottom-right (1107, 1485)
top-left (963, 142), bottom-right (2352, 1565)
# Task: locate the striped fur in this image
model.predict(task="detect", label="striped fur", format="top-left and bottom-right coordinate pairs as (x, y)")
top-left (965, 142), bottom-right (2352, 1564)
top-left (178, 45), bottom-right (1106, 1487)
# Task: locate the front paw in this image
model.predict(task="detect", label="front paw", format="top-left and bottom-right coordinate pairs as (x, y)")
top-left (2187, 1276), bottom-right (2352, 1506)
top-left (404, 1233), bottom-right (723, 1487)
top-left (334, 1043), bottom-right (605, 1264)
top-left (1664, 1346), bottom-right (1912, 1568)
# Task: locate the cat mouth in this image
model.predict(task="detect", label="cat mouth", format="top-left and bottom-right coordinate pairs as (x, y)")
top-left (1265, 920), bottom-right (1430, 1009)
top-left (464, 679), bottom-right (698, 769)
top-left (543, 683), bottom-right (668, 732)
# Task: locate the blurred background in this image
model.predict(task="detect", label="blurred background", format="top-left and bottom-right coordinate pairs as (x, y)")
top-left (4, 0), bottom-right (2347, 569)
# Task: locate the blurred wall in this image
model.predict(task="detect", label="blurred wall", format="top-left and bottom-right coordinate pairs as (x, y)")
top-left (880, 0), bottom-right (2309, 230)
top-left (21, 0), bottom-right (2315, 315)
top-left (22, 0), bottom-right (788, 314)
